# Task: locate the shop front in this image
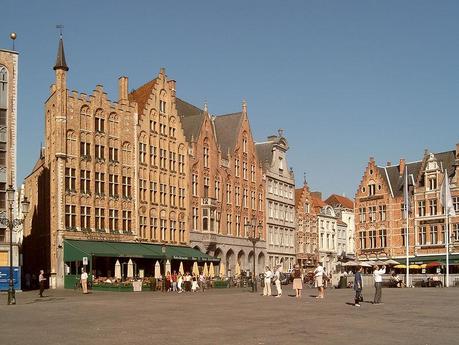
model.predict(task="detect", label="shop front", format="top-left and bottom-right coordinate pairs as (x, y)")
top-left (63, 239), bottom-right (220, 289)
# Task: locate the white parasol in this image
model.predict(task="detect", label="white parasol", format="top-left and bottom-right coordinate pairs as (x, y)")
top-left (154, 261), bottom-right (161, 278)
top-left (209, 262), bottom-right (215, 278)
top-left (127, 259), bottom-right (134, 278)
top-left (179, 261), bottom-right (184, 275)
top-left (114, 260), bottom-right (121, 279)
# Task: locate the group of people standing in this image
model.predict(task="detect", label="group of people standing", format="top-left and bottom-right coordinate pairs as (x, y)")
top-left (262, 262), bottom-right (327, 299)
top-left (166, 271), bottom-right (206, 293)
top-left (353, 264), bottom-right (386, 307)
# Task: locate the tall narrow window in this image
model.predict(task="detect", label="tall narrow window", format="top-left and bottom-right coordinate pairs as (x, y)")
top-left (122, 210), bottom-right (132, 233)
top-left (109, 209), bottom-right (119, 233)
top-left (109, 174), bottom-right (119, 197)
top-left (80, 206), bottom-right (91, 230)
top-left (95, 208), bottom-right (105, 231)
top-left (203, 145), bottom-right (209, 168)
top-left (65, 205), bottom-right (76, 229)
top-left (80, 170), bottom-right (91, 194)
top-left (95, 172), bottom-right (105, 196)
top-left (65, 168), bottom-right (76, 192)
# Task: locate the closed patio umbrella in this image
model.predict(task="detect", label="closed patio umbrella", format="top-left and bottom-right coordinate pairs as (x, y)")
top-left (220, 262), bottom-right (226, 277)
top-left (114, 260), bottom-right (121, 279)
top-left (127, 259), bottom-right (134, 278)
top-left (209, 262), bottom-right (215, 277)
top-left (203, 262), bottom-right (209, 277)
top-left (235, 262), bottom-right (241, 276)
top-left (166, 260), bottom-right (171, 274)
top-left (179, 261), bottom-right (184, 275)
top-left (192, 262), bottom-right (200, 276)
top-left (154, 261), bottom-right (161, 278)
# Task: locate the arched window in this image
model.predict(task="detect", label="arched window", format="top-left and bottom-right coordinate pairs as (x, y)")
top-left (95, 109), bottom-right (105, 133)
top-left (80, 106), bottom-right (90, 130)
top-left (108, 112), bottom-right (118, 136)
top-left (122, 142), bottom-right (132, 165)
top-left (203, 137), bottom-right (209, 168)
top-left (66, 130), bottom-right (77, 156)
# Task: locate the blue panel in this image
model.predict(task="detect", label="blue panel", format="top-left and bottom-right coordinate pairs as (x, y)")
top-left (0, 266), bottom-right (21, 290)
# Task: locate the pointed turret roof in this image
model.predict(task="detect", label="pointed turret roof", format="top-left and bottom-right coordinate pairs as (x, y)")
top-left (53, 37), bottom-right (69, 71)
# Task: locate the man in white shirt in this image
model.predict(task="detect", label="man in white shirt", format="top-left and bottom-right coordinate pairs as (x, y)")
top-left (314, 262), bottom-right (325, 299)
top-left (80, 268), bottom-right (89, 294)
top-left (274, 265), bottom-right (283, 297)
top-left (373, 265), bottom-right (386, 304)
top-left (263, 266), bottom-right (273, 296)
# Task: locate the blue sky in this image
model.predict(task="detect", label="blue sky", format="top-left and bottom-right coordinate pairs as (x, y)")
top-left (2, 0), bottom-right (459, 198)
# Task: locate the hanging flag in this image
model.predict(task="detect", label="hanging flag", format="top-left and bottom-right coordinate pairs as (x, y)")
top-left (440, 169), bottom-right (456, 217)
top-left (403, 166), bottom-right (410, 219)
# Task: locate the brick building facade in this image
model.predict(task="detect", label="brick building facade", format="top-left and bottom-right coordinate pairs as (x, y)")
top-left (355, 145), bottom-right (459, 266)
top-left (181, 101), bottom-right (266, 275)
top-left (22, 38), bottom-right (193, 288)
top-left (295, 181), bottom-right (318, 267)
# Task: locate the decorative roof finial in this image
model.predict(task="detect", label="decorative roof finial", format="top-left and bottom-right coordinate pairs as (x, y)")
top-left (9, 32), bottom-right (16, 51)
top-left (204, 100), bottom-right (208, 113)
top-left (53, 25), bottom-right (69, 71)
top-left (278, 128), bottom-right (284, 137)
top-left (242, 98), bottom-right (247, 114)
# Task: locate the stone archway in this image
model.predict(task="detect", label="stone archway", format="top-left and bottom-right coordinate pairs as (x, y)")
top-left (214, 248), bottom-right (224, 276)
top-left (257, 252), bottom-right (265, 273)
top-left (237, 250), bottom-right (246, 271)
top-left (247, 251), bottom-right (254, 274)
top-left (226, 249), bottom-right (235, 277)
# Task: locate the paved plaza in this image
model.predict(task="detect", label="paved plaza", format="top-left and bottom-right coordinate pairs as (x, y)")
top-left (1, 285), bottom-right (458, 345)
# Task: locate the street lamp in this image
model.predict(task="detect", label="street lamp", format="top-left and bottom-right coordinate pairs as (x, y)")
top-left (0, 186), bottom-right (30, 305)
top-left (245, 219), bottom-right (263, 293)
top-left (161, 244), bottom-right (166, 292)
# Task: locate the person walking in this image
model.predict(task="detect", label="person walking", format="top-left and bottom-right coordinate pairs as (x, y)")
top-left (177, 272), bottom-right (183, 293)
top-left (373, 265), bottom-right (386, 304)
top-left (354, 266), bottom-right (363, 307)
top-left (172, 271), bottom-right (178, 292)
top-left (80, 268), bottom-right (89, 294)
top-left (314, 262), bottom-right (325, 299)
top-left (263, 266), bottom-right (273, 296)
top-left (292, 265), bottom-right (303, 298)
top-left (274, 265), bottom-right (283, 297)
top-left (38, 270), bottom-right (46, 297)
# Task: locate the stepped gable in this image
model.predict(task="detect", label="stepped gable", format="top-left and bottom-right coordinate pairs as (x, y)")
top-left (128, 78), bottom-right (158, 114)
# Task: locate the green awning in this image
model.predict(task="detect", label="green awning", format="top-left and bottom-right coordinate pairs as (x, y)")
top-left (64, 239), bottom-right (220, 262)
top-left (394, 254), bottom-right (459, 265)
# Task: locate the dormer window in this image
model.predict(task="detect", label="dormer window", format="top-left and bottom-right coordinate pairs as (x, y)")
top-left (242, 137), bottom-right (248, 153)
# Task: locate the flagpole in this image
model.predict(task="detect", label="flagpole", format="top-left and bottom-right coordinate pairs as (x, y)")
top-left (405, 166), bottom-right (410, 288)
top-left (444, 168), bottom-right (450, 288)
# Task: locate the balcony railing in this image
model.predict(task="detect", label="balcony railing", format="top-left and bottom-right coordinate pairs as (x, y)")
top-left (201, 197), bottom-right (217, 207)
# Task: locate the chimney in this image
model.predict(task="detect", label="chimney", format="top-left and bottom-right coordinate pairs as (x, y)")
top-left (311, 191), bottom-right (322, 200)
top-left (399, 158), bottom-right (405, 175)
top-left (118, 76), bottom-right (128, 102)
top-left (386, 161), bottom-right (392, 166)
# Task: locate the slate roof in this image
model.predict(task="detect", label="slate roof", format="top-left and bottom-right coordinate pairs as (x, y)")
top-left (213, 112), bottom-right (243, 158)
top-left (376, 150), bottom-right (455, 198)
top-left (255, 142), bottom-right (274, 165)
top-left (128, 78), bottom-right (158, 114)
top-left (175, 98), bottom-right (205, 142)
top-left (325, 194), bottom-right (354, 209)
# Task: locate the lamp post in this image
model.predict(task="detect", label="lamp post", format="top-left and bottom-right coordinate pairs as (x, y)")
top-left (161, 244), bottom-right (166, 292)
top-left (0, 186), bottom-right (30, 305)
top-left (245, 219), bottom-right (263, 293)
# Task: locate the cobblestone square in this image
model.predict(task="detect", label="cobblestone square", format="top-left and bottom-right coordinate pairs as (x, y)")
top-left (1, 286), bottom-right (458, 345)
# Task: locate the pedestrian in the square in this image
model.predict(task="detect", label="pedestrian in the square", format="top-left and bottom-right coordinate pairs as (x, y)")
top-left (292, 264), bottom-right (303, 298)
top-left (314, 262), bottom-right (324, 299)
top-left (274, 264), bottom-right (283, 297)
top-left (263, 266), bottom-right (273, 296)
top-left (38, 270), bottom-right (46, 297)
top-left (172, 271), bottom-right (178, 292)
top-left (177, 272), bottom-right (183, 293)
top-left (373, 265), bottom-right (386, 304)
top-left (354, 266), bottom-right (363, 307)
top-left (80, 268), bottom-right (88, 294)
top-left (199, 272), bottom-right (206, 292)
